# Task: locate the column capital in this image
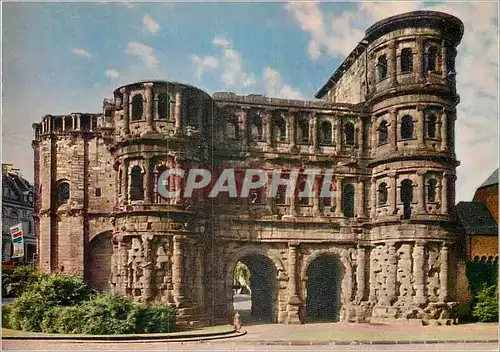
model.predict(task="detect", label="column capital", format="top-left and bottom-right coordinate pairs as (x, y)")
top-left (143, 82), bottom-right (154, 88)
top-left (288, 241), bottom-right (300, 248)
top-left (415, 239), bottom-right (426, 247)
top-left (119, 87), bottom-right (129, 95)
top-left (416, 169), bottom-right (427, 176)
top-left (387, 171), bottom-right (397, 178)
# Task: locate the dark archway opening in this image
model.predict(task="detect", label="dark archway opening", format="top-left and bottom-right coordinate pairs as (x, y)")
top-left (85, 232), bottom-right (112, 292)
top-left (232, 254), bottom-right (277, 324)
top-left (306, 254), bottom-right (341, 322)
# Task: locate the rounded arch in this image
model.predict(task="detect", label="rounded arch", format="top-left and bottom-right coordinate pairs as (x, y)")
top-left (300, 248), bottom-right (345, 281)
top-left (85, 231), bottom-right (113, 292)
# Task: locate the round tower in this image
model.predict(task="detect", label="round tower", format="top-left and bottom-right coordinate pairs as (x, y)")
top-left (365, 11), bottom-right (463, 320)
top-left (107, 81), bottom-right (213, 328)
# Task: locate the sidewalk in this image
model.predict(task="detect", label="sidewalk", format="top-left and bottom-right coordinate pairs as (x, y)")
top-left (236, 322), bottom-right (499, 345)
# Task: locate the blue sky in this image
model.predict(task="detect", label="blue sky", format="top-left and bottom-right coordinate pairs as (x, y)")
top-left (2, 1), bottom-right (498, 201)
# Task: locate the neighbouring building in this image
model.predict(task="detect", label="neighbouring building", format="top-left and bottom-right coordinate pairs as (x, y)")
top-left (456, 169), bottom-right (498, 260)
top-left (2, 164), bottom-right (35, 264)
top-left (32, 11), bottom-right (464, 326)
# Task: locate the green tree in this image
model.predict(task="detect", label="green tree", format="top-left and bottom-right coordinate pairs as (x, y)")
top-left (233, 261), bottom-right (251, 292)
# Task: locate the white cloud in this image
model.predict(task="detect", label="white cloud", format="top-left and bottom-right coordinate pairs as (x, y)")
top-left (212, 37), bottom-right (231, 48)
top-left (287, 2), bottom-right (499, 201)
top-left (190, 54), bottom-right (218, 80)
top-left (263, 67), bottom-right (304, 100)
top-left (72, 48), bottom-right (91, 58)
top-left (104, 68), bottom-right (120, 79)
top-left (125, 41), bottom-right (158, 69)
top-left (143, 14), bottom-right (159, 34)
top-left (122, 2), bottom-right (136, 9)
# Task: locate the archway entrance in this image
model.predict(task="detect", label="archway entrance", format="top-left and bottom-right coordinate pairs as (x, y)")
top-left (305, 254), bottom-right (341, 322)
top-left (232, 254), bottom-right (277, 324)
top-left (85, 232), bottom-right (112, 292)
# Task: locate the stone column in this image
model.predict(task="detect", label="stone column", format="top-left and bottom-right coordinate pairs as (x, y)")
top-left (441, 172), bottom-right (449, 215)
top-left (265, 111), bottom-right (272, 147)
top-left (174, 91), bottom-right (183, 136)
top-left (123, 160), bottom-right (129, 203)
top-left (288, 188), bottom-right (298, 217)
top-left (413, 241), bottom-right (426, 306)
top-left (121, 88), bottom-right (130, 136)
top-left (62, 117), bottom-right (66, 132)
top-left (144, 157), bottom-right (152, 203)
top-left (416, 105), bottom-right (425, 147)
top-left (72, 115), bottom-right (76, 131)
top-left (119, 239), bottom-right (129, 296)
top-left (357, 119), bottom-right (364, 156)
top-left (286, 242), bottom-right (301, 324)
top-left (415, 36), bottom-right (425, 83)
top-left (356, 245), bottom-right (366, 302)
top-left (440, 112), bottom-right (448, 151)
top-left (389, 109), bottom-right (398, 151)
top-left (174, 161), bottom-right (183, 205)
top-left (76, 114), bottom-right (81, 130)
top-left (310, 113), bottom-right (318, 152)
top-left (371, 119), bottom-right (378, 157)
top-left (334, 177), bottom-right (343, 217)
top-left (173, 235), bottom-right (185, 307)
top-left (356, 179), bottom-right (365, 218)
top-left (312, 177), bottom-right (321, 216)
top-left (145, 82), bottom-right (154, 133)
top-left (370, 178), bottom-right (377, 218)
top-left (439, 242), bottom-right (449, 302)
top-left (441, 41), bottom-right (447, 78)
top-left (289, 112), bottom-right (296, 151)
top-left (240, 108), bottom-right (248, 148)
top-left (387, 243), bottom-right (397, 305)
top-left (369, 246), bottom-right (377, 302)
top-left (389, 40), bottom-right (397, 86)
top-left (388, 172), bottom-right (397, 215)
top-left (335, 119), bottom-right (342, 152)
top-left (416, 170), bottom-right (426, 214)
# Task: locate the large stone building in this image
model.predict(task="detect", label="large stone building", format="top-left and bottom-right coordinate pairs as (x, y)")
top-left (32, 11), bottom-right (464, 326)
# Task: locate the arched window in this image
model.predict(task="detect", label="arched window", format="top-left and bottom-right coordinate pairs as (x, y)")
top-left (342, 183), bottom-right (355, 218)
top-left (54, 118), bottom-right (63, 132)
top-left (130, 166), bottom-right (144, 201)
top-left (274, 117), bottom-right (287, 142)
top-left (131, 95), bottom-right (143, 121)
top-left (226, 119), bottom-right (238, 139)
top-left (426, 114), bottom-right (437, 139)
top-left (427, 178), bottom-right (437, 202)
top-left (320, 121), bottom-right (332, 145)
top-left (377, 55), bottom-right (388, 80)
top-left (297, 120), bottom-right (309, 144)
top-left (378, 121), bottom-right (388, 145)
top-left (400, 48), bottom-right (413, 73)
top-left (251, 115), bottom-right (263, 141)
top-left (65, 116), bottom-right (73, 130)
top-left (344, 122), bottom-right (355, 146)
top-left (378, 182), bottom-right (388, 205)
top-left (426, 46), bottom-right (439, 72)
top-left (56, 181), bottom-right (70, 205)
top-left (401, 115), bottom-right (413, 140)
top-left (400, 179), bottom-right (413, 219)
top-left (157, 93), bottom-right (169, 119)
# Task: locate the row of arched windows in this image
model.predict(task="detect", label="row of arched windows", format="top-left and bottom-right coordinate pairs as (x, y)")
top-left (377, 178), bottom-right (438, 219)
top-left (377, 113), bottom-right (438, 145)
top-left (377, 44), bottom-right (443, 81)
top-left (226, 115), bottom-right (356, 146)
top-left (130, 93), bottom-right (171, 121)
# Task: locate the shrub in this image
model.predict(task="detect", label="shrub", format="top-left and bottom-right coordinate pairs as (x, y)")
top-left (42, 306), bottom-right (87, 334)
top-left (132, 303), bottom-right (176, 333)
top-left (2, 265), bottom-right (40, 297)
top-left (2, 305), bottom-right (12, 329)
top-left (472, 285), bottom-right (499, 322)
top-left (8, 274), bottom-right (93, 332)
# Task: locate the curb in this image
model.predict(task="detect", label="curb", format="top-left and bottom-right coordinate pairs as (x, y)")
top-left (2, 327), bottom-right (246, 342)
top-left (234, 338), bottom-right (499, 346)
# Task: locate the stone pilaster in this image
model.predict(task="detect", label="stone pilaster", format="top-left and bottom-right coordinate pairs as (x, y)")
top-left (145, 82), bottom-right (154, 133)
top-left (312, 177), bottom-right (321, 216)
top-left (370, 178), bottom-right (377, 218)
top-left (388, 172), bottom-right (397, 215)
top-left (441, 41), bottom-right (447, 78)
top-left (386, 243), bottom-right (397, 305)
top-left (389, 40), bottom-right (397, 86)
top-left (62, 117), bottom-right (66, 132)
top-left (335, 177), bottom-right (343, 217)
top-left (357, 119), bottom-right (364, 156)
top-left (371, 119), bottom-right (378, 157)
top-left (413, 241), bottom-right (426, 306)
top-left (286, 242), bottom-right (301, 324)
top-left (415, 36), bottom-right (425, 83)
top-left (356, 245), bottom-right (366, 302)
top-left (335, 118), bottom-right (342, 152)
top-left (439, 242), bottom-right (449, 302)
top-left (289, 111), bottom-right (296, 151)
top-left (389, 109), bottom-right (398, 151)
top-left (310, 112), bottom-right (318, 152)
top-left (416, 105), bottom-right (425, 148)
top-left (440, 112), bottom-right (448, 151)
top-left (121, 88), bottom-right (130, 136)
top-left (173, 235), bottom-right (186, 307)
top-left (240, 107), bottom-right (248, 148)
top-left (441, 172), bottom-right (449, 215)
top-left (174, 161), bottom-right (183, 205)
top-left (369, 246), bottom-right (376, 302)
top-left (144, 157), bottom-right (152, 203)
top-left (416, 170), bottom-right (426, 214)
top-left (123, 160), bottom-right (129, 203)
top-left (356, 179), bottom-right (365, 218)
top-left (174, 91), bottom-right (183, 136)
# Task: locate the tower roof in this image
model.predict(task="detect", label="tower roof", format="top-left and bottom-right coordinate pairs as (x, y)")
top-left (478, 168), bottom-right (499, 189)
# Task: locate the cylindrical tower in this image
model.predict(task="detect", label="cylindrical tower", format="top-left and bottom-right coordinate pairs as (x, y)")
top-left (107, 81), bottom-right (213, 328)
top-left (365, 11), bottom-right (463, 320)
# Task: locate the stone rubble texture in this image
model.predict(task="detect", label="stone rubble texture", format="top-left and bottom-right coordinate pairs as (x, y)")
top-left (32, 11), bottom-right (464, 327)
